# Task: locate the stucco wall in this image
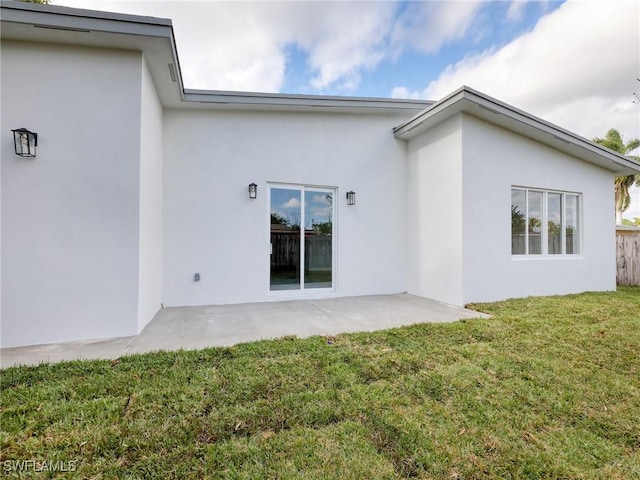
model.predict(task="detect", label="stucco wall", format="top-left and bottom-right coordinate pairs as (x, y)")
top-left (1, 42), bottom-right (142, 347)
top-left (406, 115), bottom-right (464, 306)
top-left (162, 109), bottom-right (411, 306)
top-left (138, 57), bottom-right (163, 332)
top-left (461, 114), bottom-right (616, 303)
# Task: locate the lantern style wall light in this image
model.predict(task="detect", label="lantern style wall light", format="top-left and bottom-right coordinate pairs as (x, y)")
top-left (248, 183), bottom-right (258, 199)
top-left (346, 191), bottom-right (356, 205)
top-left (12, 128), bottom-right (38, 157)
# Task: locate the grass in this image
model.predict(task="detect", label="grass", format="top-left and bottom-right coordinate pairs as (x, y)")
top-left (1, 288), bottom-right (639, 479)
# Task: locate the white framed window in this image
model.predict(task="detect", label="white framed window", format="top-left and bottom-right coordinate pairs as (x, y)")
top-left (511, 187), bottom-right (581, 256)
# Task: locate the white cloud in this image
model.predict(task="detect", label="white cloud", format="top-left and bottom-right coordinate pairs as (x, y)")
top-left (506, 0), bottom-right (528, 23)
top-left (390, 86), bottom-right (421, 100)
top-left (287, 2), bottom-right (396, 90)
top-left (624, 185), bottom-right (640, 221)
top-left (57, 1), bottom-right (288, 91)
top-left (282, 198), bottom-right (301, 209)
top-left (56, 0), bottom-right (490, 93)
top-left (390, 1), bottom-right (483, 55)
top-left (312, 194), bottom-right (331, 205)
top-left (392, 0), bottom-right (640, 221)
top-left (56, 1), bottom-right (396, 92)
top-left (392, 0), bottom-right (640, 142)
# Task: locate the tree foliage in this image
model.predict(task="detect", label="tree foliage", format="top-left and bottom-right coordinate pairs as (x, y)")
top-left (312, 221), bottom-right (332, 235)
top-left (511, 205), bottom-right (525, 234)
top-left (621, 217), bottom-right (640, 227)
top-left (270, 213), bottom-right (289, 226)
top-left (593, 128), bottom-right (640, 223)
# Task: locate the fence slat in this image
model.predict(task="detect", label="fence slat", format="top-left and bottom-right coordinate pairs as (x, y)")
top-left (617, 232), bottom-right (640, 286)
top-left (270, 232), bottom-right (332, 271)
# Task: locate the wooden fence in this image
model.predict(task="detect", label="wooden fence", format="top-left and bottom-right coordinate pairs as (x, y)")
top-left (511, 234), bottom-right (578, 255)
top-left (270, 233), bottom-right (332, 272)
top-left (616, 231), bottom-right (640, 286)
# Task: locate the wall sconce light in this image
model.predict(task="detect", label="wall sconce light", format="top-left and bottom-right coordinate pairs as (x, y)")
top-left (248, 182), bottom-right (257, 199)
top-left (12, 128), bottom-right (37, 157)
top-left (346, 191), bottom-right (356, 205)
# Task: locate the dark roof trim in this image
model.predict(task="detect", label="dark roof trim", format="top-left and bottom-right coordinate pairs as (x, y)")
top-left (0, 0), bottom-right (172, 28)
top-left (394, 86), bottom-right (640, 175)
top-left (184, 89), bottom-right (432, 111)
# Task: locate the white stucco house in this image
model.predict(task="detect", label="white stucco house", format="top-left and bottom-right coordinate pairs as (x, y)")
top-left (1, 1), bottom-right (638, 348)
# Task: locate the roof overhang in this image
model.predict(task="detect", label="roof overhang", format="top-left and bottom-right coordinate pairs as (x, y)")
top-left (394, 86), bottom-right (640, 175)
top-left (183, 89), bottom-right (432, 113)
top-left (0, 0), bottom-right (185, 107)
top-left (0, 1), bottom-right (431, 114)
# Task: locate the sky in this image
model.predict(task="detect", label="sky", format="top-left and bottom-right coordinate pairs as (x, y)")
top-left (56, 0), bottom-right (640, 219)
top-left (271, 188), bottom-right (333, 229)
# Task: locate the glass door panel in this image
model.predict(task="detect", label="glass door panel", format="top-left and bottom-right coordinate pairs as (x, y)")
top-left (269, 185), bottom-right (334, 292)
top-left (270, 188), bottom-right (301, 290)
top-left (304, 190), bottom-right (333, 289)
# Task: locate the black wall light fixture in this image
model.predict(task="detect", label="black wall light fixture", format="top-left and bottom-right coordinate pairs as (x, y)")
top-left (12, 128), bottom-right (37, 157)
top-left (346, 191), bottom-right (356, 205)
top-left (249, 183), bottom-right (257, 199)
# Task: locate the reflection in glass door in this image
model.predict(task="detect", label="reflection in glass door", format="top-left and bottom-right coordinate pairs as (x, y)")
top-left (270, 188), bottom-right (302, 290)
top-left (270, 186), bottom-right (333, 291)
top-left (304, 189), bottom-right (333, 289)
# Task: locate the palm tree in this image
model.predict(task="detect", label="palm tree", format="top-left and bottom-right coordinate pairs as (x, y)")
top-left (593, 128), bottom-right (640, 224)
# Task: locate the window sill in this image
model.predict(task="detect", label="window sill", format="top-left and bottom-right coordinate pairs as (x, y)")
top-left (511, 255), bottom-right (583, 261)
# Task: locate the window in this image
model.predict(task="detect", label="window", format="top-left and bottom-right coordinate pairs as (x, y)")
top-left (511, 187), bottom-right (581, 256)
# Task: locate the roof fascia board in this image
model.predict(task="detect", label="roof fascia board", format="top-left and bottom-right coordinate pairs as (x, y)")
top-left (184, 89), bottom-right (432, 111)
top-left (463, 87), bottom-right (640, 173)
top-left (1, 0), bottom-right (172, 31)
top-left (394, 86), bottom-right (640, 174)
top-left (463, 87), bottom-right (639, 169)
top-left (393, 86), bottom-right (466, 136)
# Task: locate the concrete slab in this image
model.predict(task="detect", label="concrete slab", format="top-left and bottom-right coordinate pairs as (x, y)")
top-left (1, 294), bottom-right (489, 368)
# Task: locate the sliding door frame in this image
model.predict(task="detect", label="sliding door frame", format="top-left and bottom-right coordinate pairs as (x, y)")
top-left (267, 182), bottom-right (337, 296)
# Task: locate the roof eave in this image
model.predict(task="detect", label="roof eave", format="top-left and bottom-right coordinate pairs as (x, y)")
top-left (0, 0), bottom-right (186, 106)
top-left (394, 86), bottom-right (640, 175)
top-left (183, 89), bottom-right (433, 112)
top-left (0, 0), bottom-right (172, 29)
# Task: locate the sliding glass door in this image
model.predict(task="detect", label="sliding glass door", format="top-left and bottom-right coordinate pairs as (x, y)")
top-left (270, 185), bottom-right (334, 292)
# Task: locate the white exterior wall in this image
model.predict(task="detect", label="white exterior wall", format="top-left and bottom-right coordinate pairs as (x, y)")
top-left (162, 109), bottom-right (410, 306)
top-left (137, 57), bottom-right (163, 332)
top-left (461, 114), bottom-right (616, 303)
top-left (406, 115), bottom-right (464, 306)
top-left (1, 42), bottom-right (143, 347)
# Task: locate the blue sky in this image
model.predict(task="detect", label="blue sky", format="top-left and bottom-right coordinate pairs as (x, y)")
top-left (58, 0), bottom-right (640, 219)
top-left (271, 188), bottom-right (333, 229)
top-left (278, 1), bottom-right (562, 97)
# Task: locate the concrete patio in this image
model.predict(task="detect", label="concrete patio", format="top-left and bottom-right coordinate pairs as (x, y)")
top-left (1, 294), bottom-right (489, 368)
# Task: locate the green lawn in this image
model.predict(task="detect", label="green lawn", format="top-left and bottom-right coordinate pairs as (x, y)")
top-left (2, 288), bottom-right (639, 479)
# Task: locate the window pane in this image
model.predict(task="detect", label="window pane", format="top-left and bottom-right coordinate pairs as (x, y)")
top-left (511, 189), bottom-right (526, 254)
top-left (304, 190), bottom-right (332, 289)
top-left (528, 191), bottom-right (543, 255)
top-left (270, 188), bottom-right (301, 290)
top-left (548, 193), bottom-right (562, 254)
top-left (565, 194), bottom-right (579, 254)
